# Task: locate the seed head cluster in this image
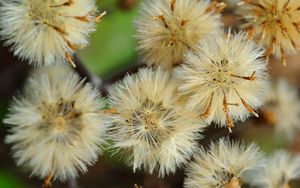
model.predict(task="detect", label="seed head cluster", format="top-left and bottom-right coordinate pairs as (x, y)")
top-left (263, 79), bottom-right (300, 141)
top-left (4, 64), bottom-right (107, 181)
top-left (177, 32), bottom-right (269, 130)
top-left (135, 0), bottom-right (224, 69)
top-left (1, 0), bottom-right (299, 187)
top-left (249, 150), bottom-right (300, 188)
top-left (108, 68), bottom-right (204, 177)
top-left (0, 0), bottom-right (104, 66)
top-left (184, 138), bottom-right (264, 188)
top-left (238, 0), bottom-right (300, 65)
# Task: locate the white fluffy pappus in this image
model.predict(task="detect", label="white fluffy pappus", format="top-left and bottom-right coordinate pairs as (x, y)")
top-left (177, 31), bottom-right (269, 130)
top-left (4, 64), bottom-right (108, 183)
top-left (237, 0), bottom-right (300, 66)
top-left (184, 137), bottom-right (264, 188)
top-left (108, 67), bottom-right (204, 177)
top-left (263, 79), bottom-right (300, 141)
top-left (0, 0), bottom-right (105, 67)
top-left (135, 0), bottom-right (224, 69)
top-left (249, 150), bottom-right (300, 188)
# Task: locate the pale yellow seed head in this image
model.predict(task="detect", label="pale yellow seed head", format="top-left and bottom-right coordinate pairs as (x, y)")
top-left (237, 0), bottom-right (300, 65)
top-left (0, 0), bottom-right (101, 66)
top-left (4, 64), bottom-right (108, 181)
top-left (108, 67), bottom-right (204, 177)
top-left (135, 0), bottom-right (223, 69)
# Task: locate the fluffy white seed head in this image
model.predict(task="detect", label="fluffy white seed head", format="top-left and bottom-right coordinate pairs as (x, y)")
top-left (135, 0), bottom-right (224, 69)
top-left (4, 64), bottom-right (107, 181)
top-left (263, 79), bottom-right (300, 141)
top-left (237, 0), bottom-right (300, 65)
top-left (249, 150), bottom-right (300, 188)
top-left (177, 31), bottom-right (269, 130)
top-left (184, 137), bottom-right (264, 188)
top-left (0, 0), bottom-right (103, 66)
top-left (108, 67), bottom-right (204, 177)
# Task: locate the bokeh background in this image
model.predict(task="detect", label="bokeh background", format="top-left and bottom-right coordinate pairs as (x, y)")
top-left (1, 0), bottom-right (300, 187)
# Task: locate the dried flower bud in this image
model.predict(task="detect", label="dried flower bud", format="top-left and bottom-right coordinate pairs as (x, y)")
top-left (177, 31), bottom-right (269, 130)
top-left (4, 64), bottom-right (108, 182)
top-left (249, 150), bottom-right (300, 188)
top-left (108, 67), bottom-right (204, 177)
top-left (184, 137), bottom-right (264, 188)
top-left (237, 0), bottom-right (300, 66)
top-left (135, 0), bottom-right (224, 69)
top-left (0, 0), bottom-right (104, 67)
top-left (263, 79), bottom-right (300, 141)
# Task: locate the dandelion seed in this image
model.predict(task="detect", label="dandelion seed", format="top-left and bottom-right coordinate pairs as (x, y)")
top-left (237, 0), bottom-right (300, 66)
top-left (249, 150), bottom-right (300, 188)
top-left (0, 0), bottom-right (104, 66)
top-left (262, 79), bottom-right (300, 141)
top-left (177, 31), bottom-right (269, 130)
top-left (108, 67), bottom-right (204, 177)
top-left (184, 137), bottom-right (264, 188)
top-left (4, 64), bottom-right (108, 182)
top-left (135, 0), bottom-right (224, 69)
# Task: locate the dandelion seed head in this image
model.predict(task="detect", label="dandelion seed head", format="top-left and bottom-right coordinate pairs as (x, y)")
top-left (249, 150), bottom-right (300, 188)
top-left (0, 0), bottom-right (101, 66)
top-left (177, 32), bottom-right (269, 129)
top-left (4, 64), bottom-right (107, 181)
top-left (108, 67), bottom-right (204, 177)
top-left (184, 138), bottom-right (264, 188)
top-left (135, 0), bottom-right (223, 69)
top-left (238, 0), bottom-right (300, 65)
top-left (263, 79), bottom-right (300, 141)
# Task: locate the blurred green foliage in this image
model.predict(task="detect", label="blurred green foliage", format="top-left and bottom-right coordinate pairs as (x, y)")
top-left (79, 0), bottom-right (139, 79)
top-left (0, 171), bottom-right (26, 188)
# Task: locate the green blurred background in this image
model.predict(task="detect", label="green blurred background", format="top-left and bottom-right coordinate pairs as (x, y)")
top-left (79, 0), bottom-right (138, 79)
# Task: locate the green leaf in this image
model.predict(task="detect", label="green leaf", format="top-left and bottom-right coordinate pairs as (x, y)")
top-left (79, 8), bottom-right (138, 78)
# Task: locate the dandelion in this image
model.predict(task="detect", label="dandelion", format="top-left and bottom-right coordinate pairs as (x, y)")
top-left (4, 64), bottom-right (107, 185)
top-left (108, 67), bottom-right (204, 177)
top-left (237, 0), bottom-right (300, 66)
top-left (249, 150), bottom-right (300, 188)
top-left (135, 0), bottom-right (224, 69)
top-left (184, 137), bottom-right (264, 188)
top-left (177, 31), bottom-right (269, 130)
top-left (262, 79), bottom-right (300, 141)
top-left (0, 0), bottom-right (105, 67)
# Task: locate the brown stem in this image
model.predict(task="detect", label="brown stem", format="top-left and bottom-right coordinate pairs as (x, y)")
top-left (42, 173), bottom-right (53, 188)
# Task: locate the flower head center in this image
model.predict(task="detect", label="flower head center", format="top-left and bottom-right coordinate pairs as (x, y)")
top-left (41, 100), bottom-right (83, 141)
top-left (208, 59), bottom-right (232, 87)
top-left (53, 116), bottom-right (66, 132)
top-left (224, 177), bottom-right (241, 188)
top-left (128, 98), bottom-right (176, 146)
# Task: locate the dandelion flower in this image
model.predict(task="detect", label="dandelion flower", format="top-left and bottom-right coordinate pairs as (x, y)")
top-left (177, 31), bottom-right (269, 130)
top-left (108, 67), bottom-right (204, 177)
top-left (249, 150), bottom-right (300, 188)
top-left (262, 79), bottom-right (300, 141)
top-left (237, 0), bottom-right (300, 66)
top-left (135, 0), bottom-right (224, 69)
top-left (0, 0), bottom-right (105, 67)
top-left (184, 137), bottom-right (264, 188)
top-left (4, 64), bottom-right (107, 183)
